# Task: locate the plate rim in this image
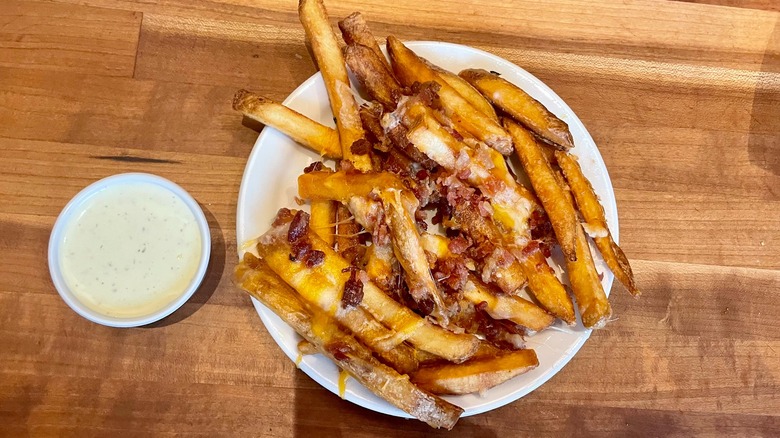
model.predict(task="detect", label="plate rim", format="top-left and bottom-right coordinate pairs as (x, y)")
top-left (236, 40), bottom-right (617, 419)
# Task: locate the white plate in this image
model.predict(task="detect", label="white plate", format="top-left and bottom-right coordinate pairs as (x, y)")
top-left (236, 41), bottom-right (617, 418)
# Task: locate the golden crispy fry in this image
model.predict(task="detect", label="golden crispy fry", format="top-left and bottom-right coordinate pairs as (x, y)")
top-left (445, 198), bottom-right (576, 324)
top-left (235, 253), bottom-right (417, 372)
top-left (566, 225), bottom-right (612, 328)
top-left (298, 170), bottom-right (405, 203)
top-left (310, 200), bottom-right (336, 247)
top-left (419, 232), bottom-right (554, 332)
top-left (344, 44), bottom-right (402, 110)
top-left (518, 250), bottom-right (576, 325)
top-left (461, 277), bottom-right (554, 333)
top-left (386, 36), bottom-right (513, 155)
top-left (404, 113), bottom-right (535, 244)
top-left (411, 349), bottom-right (538, 395)
top-left (232, 90), bottom-right (341, 159)
top-left (555, 151), bottom-right (640, 296)
top-left (506, 118), bottom-right (578, 262)
top-left (235, 254), bottom-right (461, 428)
top-left (432, 67), bottom-right (498, 122)
top-left (298, 0), bottom-right (371, 170)
top-left (338, 12), bottom-right (389, 70)
top-left (258, 215), bottom-right (480, 362)
top-left (379, 189), bottom-right (449, 325)
top-left (460, 69), bottom-right (574, 150)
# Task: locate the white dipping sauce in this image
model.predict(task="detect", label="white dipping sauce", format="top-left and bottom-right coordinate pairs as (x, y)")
top-left (59, 181), bottom-right (202, 318)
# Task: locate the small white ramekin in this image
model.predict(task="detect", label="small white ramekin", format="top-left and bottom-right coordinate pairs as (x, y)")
top-left (48, 173), bottom-right (211, 327)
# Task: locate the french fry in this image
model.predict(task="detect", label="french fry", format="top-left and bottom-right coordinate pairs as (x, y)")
top-left (506, 118), bottom-right (578, 262)
top-left (364, 241), bottom-right (397, 290)
top-left (258, 212), bottom-right (480, 362)
top-left (404, 113), bottom-right (535, 244)
top-left (460, 69), bottom-right (574, 150)
top-left (379, 189), bottom-right (450, 325)
top-left (235, 254), bottom-right (462, 428)
top-left (555, 151), bottom-right (640, 296)
top-left (344, 44), bottom-right (402, 110)
top-left (232, 90), bottom-right (341, 159)
top-left (420, 233), bottom-right (554, 332)
top-left (411, 349), bottom-right (538, 395)
top-left (386, 36), bottom-right (513, 155)
top-left (298, 170), bottom-right (405, 203)
top-left (432, 67), bottom-right (498, 122)
top-left (566, 225), bottom-right (612, 328)
top-left (338, 12), bottom-right (389, 70)
top-left (299, 0), bottom-right (372, 171)
top-left (310, 200), bottom-right (336, 247)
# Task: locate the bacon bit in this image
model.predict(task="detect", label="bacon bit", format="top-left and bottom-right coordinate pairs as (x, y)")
top-left (438, 257), bottom-right (469, 290)
top-left (350, 138), bottom-right (372, 155)
top-left (415, 209), bottom-right (428, 232)
top-left (521, 240), bottom-right (539, 257)
top-left (482, 178), bottom-right (504, 196)
top-left (289, 239), bottom-right (311, 261)
top-left (598, 271), bottom-right (605, 281)
top-left (303, 161), bottom-right (325, 173)
top-left (339, 160), bottom-right (355, 172)
top-left (416, 169), bottom-right (429, 180)
top-left (341, 270), bottom-right (364, 309)
top-left (448, 236), bottom-right (470, 254)
top-left (417, 296), bottom-right (435, 316)
top-left (416, 218), bottom-right (429, 231)
top-left (288, 211), bottom-right (310, 243)
top-left (456, 168), bottom-right (471, 180)
top-left (326, 341), bottom-right (352, 362)
top-left (410, 81), bottom-right (441, 109)
top-left (540, 243), bottom-right (552, 258)
top-left (451, 130), bottom-right (464, 141)
top-left (302, 249), bottom-right (325, 268)
top-left (272, 208), bottom-right (295, 227)
top-left (477, 200), bottom-right (492, 217)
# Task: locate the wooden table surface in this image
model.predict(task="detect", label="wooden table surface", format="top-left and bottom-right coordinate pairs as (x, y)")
top-left (2, 0), bottom-right (779, 436)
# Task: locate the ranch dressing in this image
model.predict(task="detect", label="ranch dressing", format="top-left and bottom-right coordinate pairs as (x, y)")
top-left (59, 181), bottom-right (202, 318)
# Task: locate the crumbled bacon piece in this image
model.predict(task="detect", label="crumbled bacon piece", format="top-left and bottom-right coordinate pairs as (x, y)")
top-left (437, 257), bottom-right (469, 290)
top-left (303, 161), bottom-right (325, 173)
top-left (302, 249), bottom-right (325, 268)
top-left (272, 208), bottom-right (294, 226)
top-left (326, 341), bottom-right (352, 362)
top-left (339, 160), bottom-right (355, 172)
top-left (289, 239), bottom-right (311, 261)
top-left (287, 211), bottom-right (309, 243)
top-left (350, 138), bottom-right (372, 155)
top-left (342, 270), bottom-right (364, 309)
top-left (448, 236), bottom-right (470, 254)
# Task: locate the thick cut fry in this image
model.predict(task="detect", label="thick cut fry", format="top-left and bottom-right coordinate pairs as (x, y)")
top-left (310, 200), bottom-right (336, 247)
top-left (345, 44), bottom-right (402, 110)
top-left (432, 67), bottom-right (498, 122)
top-left (517, 250), bottom-right (576, 325)
top-left (420, 233), bottom-right (554, 332)
top-left (506, 118), bottom-right (578, 262)
top-left (338, 12), bottom-right (389, 70)
top-left (232, 90), bottom-right (341, 158)
top-left (235, 254), bottom-right (461, 428)
top-left (403, 113), bottom-right (535, 245)
top-left (258, 213), bottom-right (480, 362)
top-left (386, 36), bottom-right (512, 155)
top-left (298, 170), bottom-right (405, 203)
top-left (299, 0), bottom-right (371, 170)
top-left (566, 225), bottom-right (612, 328)
top-left (460, 69), bottom-right (574, 150)
top-left (555, 151), bottom-right (640, 296)
top-left (411, 349), bottom-right (538, 395)
top-left (379, 189), bottom-right (449, 325)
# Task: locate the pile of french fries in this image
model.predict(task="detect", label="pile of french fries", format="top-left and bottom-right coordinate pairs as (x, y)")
top-left (233, 0), bottom-right (639, 429)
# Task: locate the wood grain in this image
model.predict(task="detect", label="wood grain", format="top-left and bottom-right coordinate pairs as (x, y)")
top-left (1, 0), bottom-right (778, 436)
